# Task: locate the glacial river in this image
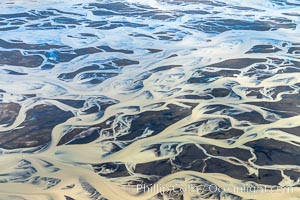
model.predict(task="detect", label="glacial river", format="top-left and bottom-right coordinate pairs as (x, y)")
top-left (0, 0), bottom-right (300, 199)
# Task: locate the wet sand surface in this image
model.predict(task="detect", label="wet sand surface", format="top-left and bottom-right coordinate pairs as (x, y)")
top-left (0, 0), bottom-right (300, 199)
